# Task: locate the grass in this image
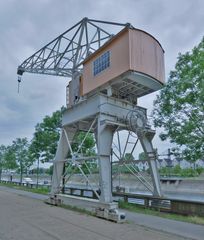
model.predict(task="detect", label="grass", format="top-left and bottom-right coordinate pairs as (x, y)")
top-left (1, 181), bottom-right (204, 225)
top-left (0, 181), bottom-right (49, 195)
top-left (0, 181), bottom-right (94, 217)
top-left (118, 200), bottom-right (204, 226)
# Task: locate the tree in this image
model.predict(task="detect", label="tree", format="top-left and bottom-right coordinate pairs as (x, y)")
top-left (153, 37), bottom-right (204, 162)
top-left (124, 153), bottom-right (134, 161)
top-left (30, 107), bottom-right (96, 183)
top-left (30, 107), bottom-right (96, 162)
top-left (138, 152), bottom-right (147, 161)
top-left (0, 145), bottom-right (6, 180)
top-left (45, 165), bottom-right (53, 176)
top-left (71, 132), bottom-right (95, 156)
top-left (30, 108), bottom-right (64, 162)
top-left (12, 138), bottom-right (32, 182)
top-left (68, 132), bottom-right (96, 174)
top-left (3, 145), bottom-right (18, 171)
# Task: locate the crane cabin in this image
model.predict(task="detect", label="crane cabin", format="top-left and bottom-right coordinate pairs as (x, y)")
top-left (67, 26), bottom-right (165, 107)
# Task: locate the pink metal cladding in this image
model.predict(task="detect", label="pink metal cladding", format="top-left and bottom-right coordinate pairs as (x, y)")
top-left (82, 27), bottom-right (165, 96)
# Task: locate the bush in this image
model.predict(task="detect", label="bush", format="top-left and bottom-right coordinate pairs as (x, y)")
top-left (159, 165), bottom-right (204, 178)
top-left (173, 165), bottom-right (181, 174)
top-left (180, 168), bottom-right (198, 177)
top-left (196, 167), bottom-right (204, 175)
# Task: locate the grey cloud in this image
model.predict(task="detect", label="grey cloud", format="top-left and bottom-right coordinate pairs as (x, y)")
top-left (0, 0), bottom-right (203, 153)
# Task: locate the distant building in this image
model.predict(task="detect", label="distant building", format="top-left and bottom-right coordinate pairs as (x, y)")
top-left (179, 159), bottom-right (192, 169)
top-left (195, 159), bottom-right (204, 168)
top-left (29, 161), bottom-right (53, 171)
top-left (156, 157), bottom-right (204, 169)
top-left (136, 161), bottom-right (149, 171)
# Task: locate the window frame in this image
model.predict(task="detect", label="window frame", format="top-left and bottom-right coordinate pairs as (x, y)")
top-left (92, 50), bottom-right (110, 77)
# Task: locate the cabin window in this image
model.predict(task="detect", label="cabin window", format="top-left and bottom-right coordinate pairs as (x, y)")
top-left (93, 51), bottom-right (110, 76)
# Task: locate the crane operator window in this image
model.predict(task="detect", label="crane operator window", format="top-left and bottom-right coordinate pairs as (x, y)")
top-left (93, 50), bottom-right (110, 76)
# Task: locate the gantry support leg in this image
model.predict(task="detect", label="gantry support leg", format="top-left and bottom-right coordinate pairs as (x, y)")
top-left (51, 127), bottom-right (76, 195)
top-left (96, 120), bottom-right (115, 203)
top-left (138, 131), bottom-right (161, 197)
top-left (94, 119), bottom-right (125, 222)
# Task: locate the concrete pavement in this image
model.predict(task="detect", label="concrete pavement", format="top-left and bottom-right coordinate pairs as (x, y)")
top-left (125, 210), bottom-right (204, 240)
top-left (0, 186), bottom-right (203, 240)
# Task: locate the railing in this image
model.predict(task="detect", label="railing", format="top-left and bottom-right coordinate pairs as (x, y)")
top-left (112, 191), bottom-right (171, 211)
top-left (0, 180), bottom-right (51, 190)
top-left (1, 179), bottom-right (204, 216)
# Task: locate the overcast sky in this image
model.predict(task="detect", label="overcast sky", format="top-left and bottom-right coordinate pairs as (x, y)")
top-left (0, 0), bottom-right (203, 154)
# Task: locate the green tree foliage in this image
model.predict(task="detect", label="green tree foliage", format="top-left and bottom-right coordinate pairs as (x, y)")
top-left (124, 153), bottom-right (134, 161)
top-left (0, 145), bottom-right (6, 179)
top-left (0, 142), bottom-right (30, 180)
top-left (30, 106), bottom-right (96, 178)
top-left (12, 138), bottom-right (32, 182)
top-left (45, 165), bottom-right (53, 176)
top-left (1, 107), bottom-right (96, 177)
top-left (153, 37), bottom-right (204, 162)
top-left (3, 145), bottom-right (18, 170)
top-left (67, 132), bottom-right (96, 174)
top-left (72, 132), bottom-right (95, 156)
top-left (30, 108), bottom-right (64, 162)
top-left (159, 165), bottom-right (204, 177)
top-left (138, 152), bottom-right (147, 161)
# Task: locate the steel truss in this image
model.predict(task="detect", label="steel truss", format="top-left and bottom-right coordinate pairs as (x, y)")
top-left (53, 118), bottom-right (100, 199)
top-left (49, 94), bottom-right (161, 222)
top-left (17, 18), bottom-right (129, 78)
top-left (51, 94), bottom-right (161, 199)
top-left (112, 130), bottom-right (154, 193)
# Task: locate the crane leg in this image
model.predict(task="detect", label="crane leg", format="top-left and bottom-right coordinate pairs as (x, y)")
top-left (138, 131), bottom-right (161, 197)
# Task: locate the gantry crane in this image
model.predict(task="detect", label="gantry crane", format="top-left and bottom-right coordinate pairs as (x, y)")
top-left (17, 18), bottom-right (165, 222)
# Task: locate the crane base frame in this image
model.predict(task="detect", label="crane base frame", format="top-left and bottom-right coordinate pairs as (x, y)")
top-left (50, 93), bottom-right (161, 222)
top-left (45, 194), bottom-right (125, 223)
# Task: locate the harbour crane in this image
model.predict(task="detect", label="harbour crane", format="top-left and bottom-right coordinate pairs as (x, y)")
top-left (17, 17), bottom-right (165, 222)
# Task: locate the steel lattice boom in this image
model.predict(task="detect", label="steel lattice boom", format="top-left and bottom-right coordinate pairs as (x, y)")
top-left (17, 18), bottom-right (129, 78)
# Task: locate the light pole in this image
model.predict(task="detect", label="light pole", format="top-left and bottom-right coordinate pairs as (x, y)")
top-left (36, 157), bottom-right (40, 188)
top-left (0, 166), bottom-right (2, 181)
top-left (0, 156), bottom-right (2, 181)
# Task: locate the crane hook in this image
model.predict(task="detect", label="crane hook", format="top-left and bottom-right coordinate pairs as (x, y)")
top-left (17, 75), bottom-right (21, 94)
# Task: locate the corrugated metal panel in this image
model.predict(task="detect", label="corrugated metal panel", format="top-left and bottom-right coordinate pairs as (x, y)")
top-left (129, 29), bottom-right (165, 84)
top-left (82, 28), bottom-right (165, 96)
top-left (82, 30), bottom-right (130, 95)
